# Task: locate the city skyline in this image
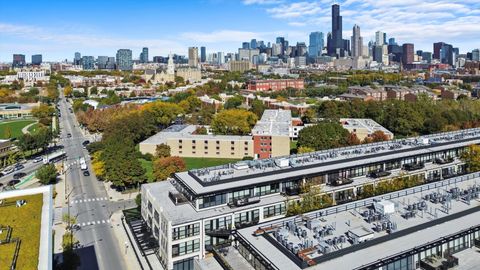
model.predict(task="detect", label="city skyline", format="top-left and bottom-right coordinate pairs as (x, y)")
top-left (1, 0), bottom-right (480, 61)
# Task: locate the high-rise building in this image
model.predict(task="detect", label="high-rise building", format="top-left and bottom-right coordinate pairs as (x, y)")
top-left (351, 24), bottom-right (363, 58)
top-left (439, 43), bottom-right (454, 65)
top-left (116, 49), bottom-right (133, 71)
top-left (402, 43), bottom-right (414, 66)
top-left (472, 49), bottom-right (480, 61)
top-left (388, 38), bottom-right (397, 46)
top-left (217, 52), bottom-right (225, 65)
top-left (250, 39), bottom-right (257, 49)
top-left (242, 42), bottom-right (250, 50)
top-left (433, 42), bottom-right (446, 60)
top-left (188, 47), bottom-right (199, 67)
top-left (74, 52), bottom-right (81, 65)
top-left (421, 52), bottom-right (432, 63)
top-left (308, 32), bottom-right (324, 58)
top-left (375, 31), bottom-right (384, 46)
top-left (31, 54), bottom-right (42, 65)
top-left (140, 47), bottom-right (149, 63)
top-left (329, 4), bottom-right (344, 57)
top-left (97, 56), bottom-right (115, 70)
top-left (383, 33), bottom-right (387, 46)
top-left (296, 42), bottom-right (308, 57)
top-left (12, 54), bottom-right (26, 68)
top-left (200, 46), bottom-right (207, 63)
top-left (81, 56), bottom-right (95, 70)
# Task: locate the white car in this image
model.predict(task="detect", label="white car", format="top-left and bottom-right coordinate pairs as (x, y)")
top-left (1, 166), bottom-right (14, 175)
top-left (33, 156), bottom-right (43, 163)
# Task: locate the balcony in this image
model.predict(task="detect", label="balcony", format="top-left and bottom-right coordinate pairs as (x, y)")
top-left (283, 187), bottom-right (300, 196)
top-left (368, 170), bottom-right (392, 178)
top-left (328, 177), bottom-right (354, 187)
top-left (434, 157), bottom-right (454, 165)
top-left (228, 196), bottom-right (261, 208)
top-left (168, 191), bottom-right (189, 205)
top-left (403, 162), bottom-right (425, 171)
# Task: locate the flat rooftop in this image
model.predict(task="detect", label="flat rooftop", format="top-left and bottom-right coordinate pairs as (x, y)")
top-left (140, 124), bottom-right (252, 145)
top-left (181, 128), bottom-right (480, 195)
top-left (236, 175), bottom-right (480, 270)
top-left (340, 118), bottom-right (393, 137)
top-left (0, 186), bottom-right (53, 270)
top-left (251, 109), bottom-right (291, 137)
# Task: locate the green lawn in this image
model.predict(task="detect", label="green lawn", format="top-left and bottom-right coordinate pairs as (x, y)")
top-left (0, 120), bottom-right (36, 139)
top-left (139, 158), bottom-right (154, 182)
top-left (0, 194), bottom-right (43, 270)
top-left (183, 157), bottom-right (240, 170)
top-left (27, 123), bottom-right (40, 134)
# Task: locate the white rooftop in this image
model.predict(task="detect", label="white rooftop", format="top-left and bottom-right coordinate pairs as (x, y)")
top-left (252, 109), bottom-right (291, 136)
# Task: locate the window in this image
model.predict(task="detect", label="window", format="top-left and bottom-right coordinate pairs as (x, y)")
top-left (244, 147), bottom-right (248, 151)
top-left (216, 146), bottom-right (220, 150)
top-left (216, 152), bottom-right (220, 155)
top-left (179, 145), bottom-right (182, 149)
top-left (216, 141), bottom-right (220, 144)
top-left (204, 140), bottom-right (208, 144)
top-left (204, 146), bottom-right (208, 150)
top-left (231, 141), bottom-right (235, 144)
top-left (245, 141), bottom-right (248, 145)
top-left (231, 147), bottom-right (235, 150)
top-left (192, 146), bottom-right (196, 149)
top-left (264, 203), bottom-right (286, 218)
top-left (172, 239), bottom-right (200, 257)
top-left (179, 140), bottom-right (183, 143)
top-left (173, 258), bottom-right (194, 270)
top-left (199, 193), bottom-right (227, 208)
top-left (172, 223), bottom-right (200, 240)
top-left (192, 140), bottom-right (196, 144)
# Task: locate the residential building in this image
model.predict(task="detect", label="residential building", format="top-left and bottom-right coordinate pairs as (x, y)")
top-left (347, 86), bottom-right (387, 101)
top-left (251, 110), bottom-right (292, 159)
top-left (188, 47), bottom-right (199, 67)
top-left (139, 127), bottom-right (480, 270)
top-left (97, 56), bottom-right (115, 70)
top-left (246, 79), bottom-right (304, 92)
top-left (116, 49), bottom-right (133, 71)
top-left (140, 47), bottom-right (149, 63)
top-left (16, 70), bottom-right (49, 82)
top-left (12, 54), bottom-right (26, 68)
top-left (402, 43), bottom-right (414, 66)
top-left (31, 54), bottom-right (42, 65)
top-left (228, 60), bottom-right (251, 73)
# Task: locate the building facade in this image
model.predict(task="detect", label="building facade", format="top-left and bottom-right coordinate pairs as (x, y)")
top-left (116, 49), bottom-right (133, 71)
top-left (246, 79), bottom-right (305, 92)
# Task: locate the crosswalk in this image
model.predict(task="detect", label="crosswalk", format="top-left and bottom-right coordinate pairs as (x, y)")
top-left (75, 219), bottom-right (111, 228)
top-left (70, 197), bottom-right (109, 205)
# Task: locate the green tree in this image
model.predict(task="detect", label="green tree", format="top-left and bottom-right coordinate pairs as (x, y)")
top-left (250, 98), bottom-right (266, 118)
top-left (297, 121), bottom-right (350, 150)
top-left (211, 109), bottom-right (258, 135)
top-left (224, 95), bottom-right (243, 109)
top-left (36, 164), bottom-right (58, 185)
top-left (461, 145), bottom-right (480, 173)
top-left (4, 126), bottom-right (12, 138)
top-left (297, 146), bottom-right (315, 154)
top-left (155, 144), bottom-right (171, 159)
top-left (153, 156), bottom-right (186, 182)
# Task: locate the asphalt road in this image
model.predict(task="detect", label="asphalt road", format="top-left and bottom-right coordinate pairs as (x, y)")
top-left (57, 92), bottom-right (132, 270)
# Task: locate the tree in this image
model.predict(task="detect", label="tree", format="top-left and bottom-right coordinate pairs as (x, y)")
top-left (224, 95), bottom-right (243, 109)
top-left (153, 156), bottom-right (186, 182)
top-left (297, 146), bottom-right (315, 154)
top-left (135, 193), bottom-right (142, 208)
top-left (250, 98), bottom-right (266, 118)
top-left (370, 130), bottom-right (390, 142)
top-left (211, 109), bottom-right (258, 135)
top-left (297, 121), bottom-right (350, 151)
top-left (346, 133), bottom-right (361, 145)
top-left (63, 85), bottom-right (73, 97)
top-left (461, 145), bottom-right (480, 173)
top-left (155, 144), bottom-right (171, 159)
top-left (32, 104), bottom-right (55, 119)
top-left (141, 101), bottom-right (184, 127)
top-left (4, 126), bottom-right (11, 139)
top-left (36, 164), bottom-right (58, 185)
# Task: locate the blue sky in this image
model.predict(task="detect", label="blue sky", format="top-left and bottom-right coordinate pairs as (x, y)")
top-left (1, 0), bottom-right (479, 62)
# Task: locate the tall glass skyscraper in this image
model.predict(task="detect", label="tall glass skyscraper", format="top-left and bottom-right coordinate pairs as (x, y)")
top-left (329, 4), bottom-right (344, 57)
top-left (140, 47), bottom-right (149, 63)
top-left (116, 49), bottom-right (133, 71)
top-left (200, 47), bottom-right (206, 63)
top-left (308, 32), bottom-right (324, 58)
top-left (351, 25), bottom-right (363, 58)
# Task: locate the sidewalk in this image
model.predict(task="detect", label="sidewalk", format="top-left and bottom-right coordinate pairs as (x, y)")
top-left (53, 174), bottom-right (67, 259)
top-left (103, 181), bottom-right (139, 202)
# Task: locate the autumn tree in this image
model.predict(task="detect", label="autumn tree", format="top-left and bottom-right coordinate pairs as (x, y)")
top-left (370, 130), bottom-right (390, 142)
top-left (346, 133), bottom-right (361, 145)
top-left (211, 109), bottom-right (258, 135)
top-left (297, 146), bottom-right (315, 154)
top-left (153, 156), bottom-right (186, 182)
top-left (461, 145), bottom-right (480, 173)
top-left (63, 85), bottom-right (73, 97)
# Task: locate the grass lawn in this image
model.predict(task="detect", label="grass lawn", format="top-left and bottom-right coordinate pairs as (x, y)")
top-left (183, 157), bottom-right (240, 170)
top-left (0, 120), bottom-right (36, 139)
top-left (0, 194), bottom-right (43, 270)
top-left (27, 123), bottom-right (40, 134)
top-left (139, 158), bottom-right (154, 182)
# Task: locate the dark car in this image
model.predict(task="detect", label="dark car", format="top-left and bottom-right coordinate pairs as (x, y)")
top-left (14, 164), bottom-right (24, 171)
top-left (82, 140), bottom-right (90, 146)
top-left (13, 172), bottom-right (26, 180)
top-left (83, 170), bottom-right (90, 176)
top-left (67, 133), bottom-right (72, 138)
top-left (8, 179), bottom-right (20, 186)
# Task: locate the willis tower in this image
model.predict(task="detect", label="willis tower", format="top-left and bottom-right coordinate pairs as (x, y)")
top-left (328, 4), bottom-right (347, 57)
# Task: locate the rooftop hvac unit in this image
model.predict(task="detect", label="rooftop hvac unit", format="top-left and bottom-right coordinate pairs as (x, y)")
top-left (275, 158), bottom-right (290, 168)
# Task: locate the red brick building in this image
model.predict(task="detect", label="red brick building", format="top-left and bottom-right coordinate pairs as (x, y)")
top-left (246, 79), bottom-right (305, 91)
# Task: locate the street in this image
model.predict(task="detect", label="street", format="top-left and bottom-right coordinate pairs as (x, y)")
top-left (57, 91), bottom-right (131, 270)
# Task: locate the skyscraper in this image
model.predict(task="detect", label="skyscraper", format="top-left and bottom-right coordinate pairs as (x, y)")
top-left (388, 38), bottom-right (397, 46)
top-left (329, 4), bottom-right (344, 57)
top-left (242, 42), bottom-right (250, 49)
top-left (217, 52), bottom-right (225, 65)
top-left (433, 42), bottom-right (446, 60)
top-left (31, 54), bottom-right (42, 65)
top-left (188, 47), bottom-right (199, 67)
top-left (74, 52), bottom-right (81, 65)
top-left (351, 25), bottom-right (363, 58)
top-left (12, 54), bottom-right (26, 68)
top-left (402, 43), bottom-right (414, 66)
top-left (116, 49), bottom-right (133, 71)
top-left (250, 39), bottom-right (257, 49)
top-left (140, 47), bottom-right (149, 63)
top-left (375, 31), bottom-right (384, 45)
top-left (308, 32), bottom-right (324, 58)
top-left (82, 56), bottom-right (95, 70)
top-left (472, 49), bottom-right (480, 61)
top-left (200, 46), bottom-right (207, 63)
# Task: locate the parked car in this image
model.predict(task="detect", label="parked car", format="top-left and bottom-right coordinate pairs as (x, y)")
top-left (8, 179), bottom-right (20, 186)
top-left (83, 170), bottom-right (90, 177)
top-left (2, 167), bottom-right (14, 175)
top-left (13, 172), bottom-right (26, 180)
top-left (67, 133), bottom-right (72, 138)
top-left (14, 164), bottom-right (24, 171)
top-left (33, 156), bottom-right (43, 163)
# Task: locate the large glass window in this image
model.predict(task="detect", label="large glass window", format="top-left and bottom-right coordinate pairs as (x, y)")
top-left (173, 257), bottom-right (194, 270)
top-left (255, 183), bottom-right (280, 196)
top-left (172, 239), bottom-right (200, 257)
top-left (263, 203), bottom-right (286, 219)
top-left (198, 193), bottom-right (227, 209)
top-left (172, 223), bottom-right (200, 240)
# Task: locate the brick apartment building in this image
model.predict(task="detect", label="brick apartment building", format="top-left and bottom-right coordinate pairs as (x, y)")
top-left (246, 79), bottom-right (305, 91)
